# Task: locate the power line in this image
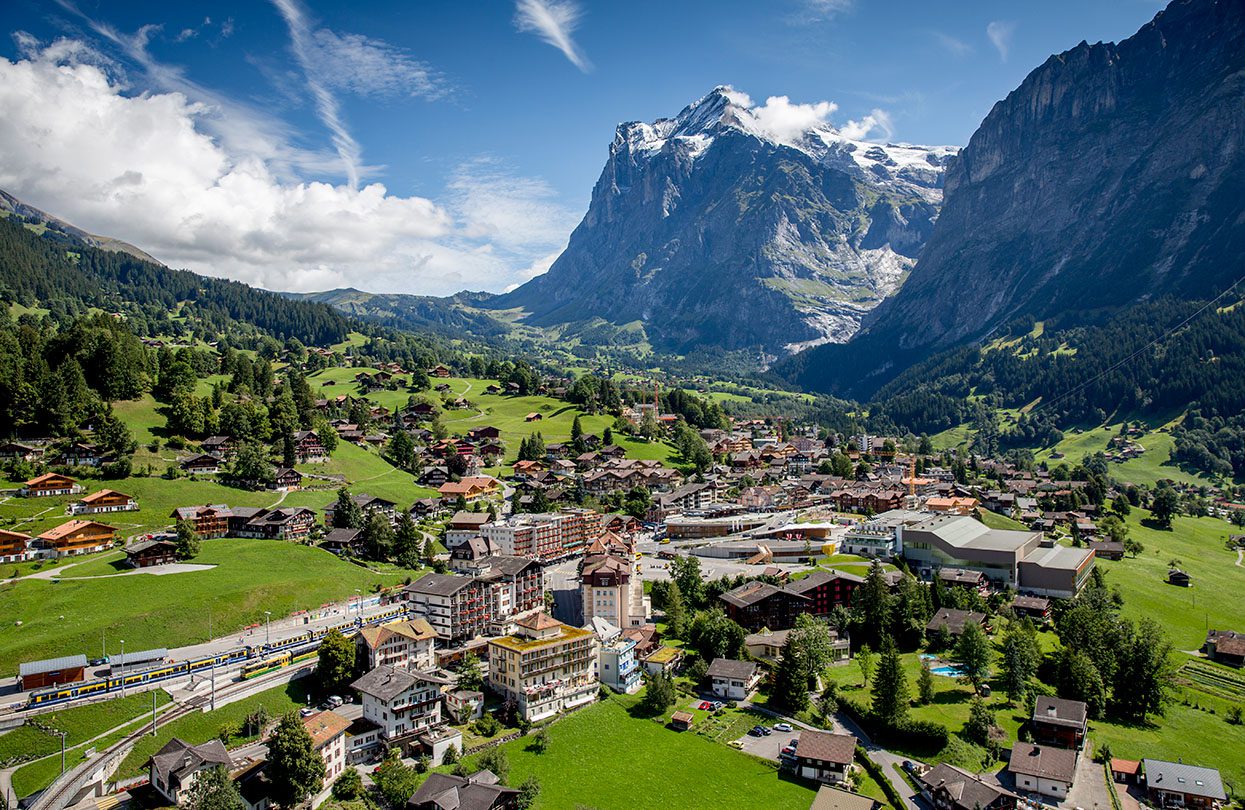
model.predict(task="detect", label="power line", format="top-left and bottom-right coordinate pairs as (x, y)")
top-left (1028, 277), bottom-right (1245, 417)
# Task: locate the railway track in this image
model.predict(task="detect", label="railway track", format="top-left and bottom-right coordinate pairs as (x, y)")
top-left (30, 663), bottom-right (312, 810)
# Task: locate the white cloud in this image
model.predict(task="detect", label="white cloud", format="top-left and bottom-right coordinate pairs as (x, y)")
top-left (271, 0), bottom-right (364, 188)
top-left (748, 95), bottom-right (839, 146)
top-left (932, 31), bottom-right (972, 57)
top-left (987, 20), bottom-right (1015, 62)
top-left (309, 29), bottom-right (447, 100)
top-left (840, 109), bottom-right (894, 141)
top-left (514, 0), bottom-right (591, 72)
top-left (0, 43), bottom-right (576, 297)
top-left (801, 0), bottom-right (853, 20)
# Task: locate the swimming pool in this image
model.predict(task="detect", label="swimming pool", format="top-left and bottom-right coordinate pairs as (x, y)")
top-left (931, 665), bottom-right (965, 677)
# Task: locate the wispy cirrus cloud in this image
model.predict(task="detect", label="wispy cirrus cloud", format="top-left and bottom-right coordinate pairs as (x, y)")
top-left (932, 31), bottom-right (972, 57)
top-left (986, 20), bottom-right (1016, 62)
top-left (271, 0), bottom-right (364, 188)
top-left (310, 29), bottom-right (447, 100)
top-left (514, 0), bottom-right (591, 72)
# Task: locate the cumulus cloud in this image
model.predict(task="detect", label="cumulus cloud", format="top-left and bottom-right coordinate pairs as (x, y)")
top-left (514, 0), bottom-right (591, 72)
top-left (840, 109), bottom-right (894, 141)
top-left (748, 95), bottom-right (839, 146)
top-left (0, 43), bottom-right (576, 296)
top-left (987, 20), bottom-right (1015, 62)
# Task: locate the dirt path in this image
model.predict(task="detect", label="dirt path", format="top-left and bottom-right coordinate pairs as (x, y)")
top-left (1237, 548), bottom-right (1243, 568)
top-left (266, 489), bottom-right (290, 509)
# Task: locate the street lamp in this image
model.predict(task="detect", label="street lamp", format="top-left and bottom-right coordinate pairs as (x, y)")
top-left (119, 639), bottom-right (125, 697)
top-left (264, 611), bottom-right (272, 646)
top-left (354, 589), bottom-right (362, 619)
top-left (58, 730), bottom-right (66, 775)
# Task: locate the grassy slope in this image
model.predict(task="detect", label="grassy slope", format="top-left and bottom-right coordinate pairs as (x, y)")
top-left (976, 510), bottom-right (1029, 531)
top-left (0, 690), bottom-right (173, 764)
top-left (116, 679), bottom-right (311, 779)
top-left (0, 538), bottom-right (409, 671)
top-left (463, 695), bottom-right (817, 810)
top-left (309, 372), bottom-right (677, 466)
top-left (1034, 420), bottom-right (1211, 487)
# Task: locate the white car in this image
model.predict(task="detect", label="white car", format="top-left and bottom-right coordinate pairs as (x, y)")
top-left (773, 722), bottom-right (793, 732)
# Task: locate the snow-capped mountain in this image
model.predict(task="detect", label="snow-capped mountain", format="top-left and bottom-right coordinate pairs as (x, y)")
top-left (489, 87), bottom-right (958, 357)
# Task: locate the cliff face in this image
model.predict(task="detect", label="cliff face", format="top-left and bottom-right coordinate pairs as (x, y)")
top-left (491, 88), bottom-right (955, 356)
top-left (785, 0), bottom-right (1245, 395)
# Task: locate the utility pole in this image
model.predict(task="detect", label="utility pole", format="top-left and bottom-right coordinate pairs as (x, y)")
top-left (210, 660), bottom-right (216, 712)
top-left (264, 611), bottom-right (272, 646)
top-left (119, 639), bottom-right (125, 697)
top-left (59, 731), bottom-right (66, 775)
top-left (151, 690), bottom-right (157, 736)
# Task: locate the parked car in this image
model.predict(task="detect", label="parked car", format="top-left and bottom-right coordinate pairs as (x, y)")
top-left (759, 726), bottom-right (772, 736)
top-left (729, 740), bottom-right (744, 749)
top-left (781, 745), bottom-right (797, 756)
top-left (748, 726), bottom-right (765, 737)
top-left (774, 722), bottom-right (793, 732)
top-left (789, 738), bottom-right (799, 749)
top-left (299, 707), bottom-right (315, 717)
top-left (327, 695), bottom-right (345, 708)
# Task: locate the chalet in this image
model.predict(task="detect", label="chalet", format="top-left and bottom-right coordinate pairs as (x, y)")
top-left (231, 507), bottom-right (316, 541)
top-left (292, 430), bottom-right (328, 463)
top-left (322, 528), bottom-right (362, 555)
top-left (438, 476), bottom-right (500, 504)
top-left (719, 570), bottom-right (862, 630)
top-left (180, 453), bottom-right (223, 475)
top-left (428, 364), bottom-right (452, 378)
top-left (1142, 760), bottom-right (1226, 810)
top-left (0, 441), bottom-right (42, 462)
top-left (919, 763), bottom-right (1018, 810)
top-left (36, 519), bottom-right (116, 557)
top-left (1007, 743), bottom-right (1077, 801)
top-left (408, 772), bottom-right (518, 810)
top-left (792, 731), bottom-right (857, 786)
top-left (926, 608), bottom-right (988, 637)
top-left (358, 617), bottom-right (438, 672)
top-left (1010, 595), bottom-right (1051, 622)
top-left (1168, 568), bottom-right (1192, 587)
top-left (201, 436), bottom-right (235, 457)
top-left (325, 493), bottom-right (398, 526)
top-left (524, 412), bottom-right (542, 422)
top-left (20, 473), bottom-right (81, 498)
top-left (707, 658), bottom-right (761, 699)
top-left (70, 489), bottom-right (137, 515)
top-left (147, 738), bottom-right (232, 806)
top-left (1089, 540), bottom-right (1125, 560)
top-left (484, 384), bottom-right (502, 394)
top-left (419, 466), bottom-right (450, 488)
top-left (1203, 629), bottom-right (1245, 667)
top-left (271, 467), bottom-right (302, 491)
top-left (0, 529), bottom-right (32, 563)
top-left (59, 442), bottom-right (104, 467)
top-left (126, 537), bottom-right (179, 568)
top-left (1030, 696), bottom-right (1087, 749)
top-left (938, 567), bottom-right (989, 594)
top-left (170, 505), bottom-right (231, 538)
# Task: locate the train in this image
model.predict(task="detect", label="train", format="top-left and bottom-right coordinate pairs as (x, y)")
top-left (24, 603), bottom-right (410, 708)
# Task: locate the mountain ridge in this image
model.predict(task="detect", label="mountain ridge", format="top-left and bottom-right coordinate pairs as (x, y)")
top-left (487, 86), bottom-right (958, 357)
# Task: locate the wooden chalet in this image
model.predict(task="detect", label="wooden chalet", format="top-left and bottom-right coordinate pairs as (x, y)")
top-left (0, 529), bottom-right (32, 562)
top-left (126, 537), bottom-right (179, 568)
top-left (20, 473), bottom-right (81, 498)
top-left (37, 520), bottom-right (116, 557)
top-left (70, 489), bottom-right (138, 515)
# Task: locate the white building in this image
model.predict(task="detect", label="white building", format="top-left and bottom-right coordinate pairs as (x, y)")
top-left (302, 711), bottom-right (351, 786)
top-left (580, 553), bottom-right (649, 629)
top-left (357, 618), bottom-right (438, 672)
top-left (487, 612), bottom-right (598, 722)
top-left (351, 666), bottom-right (449, 741)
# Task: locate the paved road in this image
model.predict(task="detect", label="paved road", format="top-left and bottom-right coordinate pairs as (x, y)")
top-left (736, 727), bottom-right (801, 761)
top-left (1063, 744), bottom-right (1111, 810)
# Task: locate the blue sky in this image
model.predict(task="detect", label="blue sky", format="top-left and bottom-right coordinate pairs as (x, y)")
top-left (0, 0), bottom-right (1165, 295)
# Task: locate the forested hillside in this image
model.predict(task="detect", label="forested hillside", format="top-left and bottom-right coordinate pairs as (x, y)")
top-left (0, 216), bottom-right (349, 345)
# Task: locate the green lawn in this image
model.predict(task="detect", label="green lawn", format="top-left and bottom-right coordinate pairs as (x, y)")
top-left (461, 695), bottom-right (817, 809)
top-left (0, 689), bottom-right (173, 765)
top-left (0, 538), bottom-right (409, 672)
top-left (1034, 419), bottom-right (1214, 487)
top-left (295, 440), bottom-right (437, 507)
top-left (1091, 701), bottom-right (1245, 790)
top-left (1099, 509), bottom-right (1245, 650)
top-left (116, 679), bottom-right (311, 779)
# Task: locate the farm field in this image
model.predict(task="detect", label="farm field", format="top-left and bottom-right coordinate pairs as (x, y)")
top-left (460, 694), bottom-right (818, 809)
top-left (0, 538), bottom-right (409, 672)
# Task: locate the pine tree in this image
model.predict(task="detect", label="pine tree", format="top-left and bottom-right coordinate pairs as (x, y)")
top-left (663, 580), bottom-right (688, 639)
top-left (332, 487), bottom-right (364, 529)
top-left (856, 643), bottom-right (877, 688)
top-left (917, 660), bottom-right (935, 705)
top-left (964, 696), bottom-right (996, 745)
top-left (870, 636), bottom-right (910, 728)
top-left (640, 669), bottom-right (676, 715)
top-left (394, 512), bottom-right (422, 568)
top-left (953, 621), bottom-right (992, 688)
top-left (1000, 623), bottom-right (1040, 705)
top-left (774, 634), bottom-right (810, 712)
